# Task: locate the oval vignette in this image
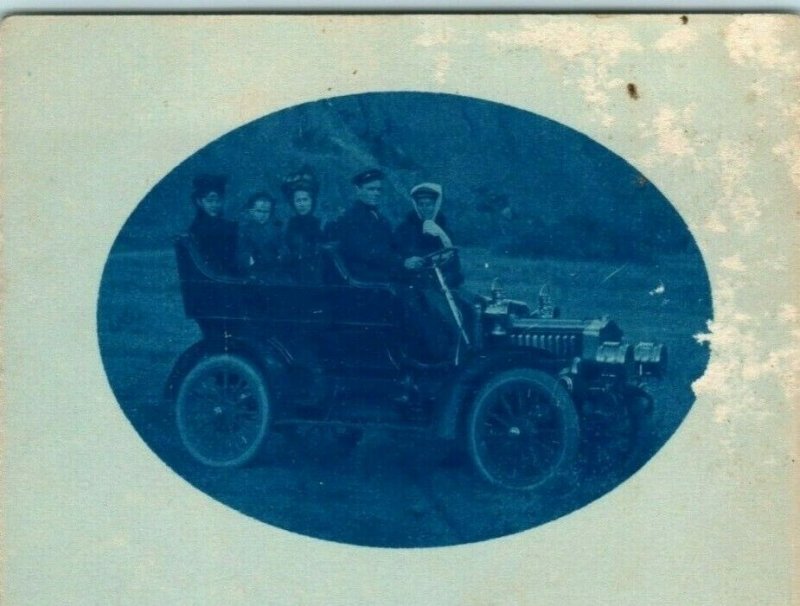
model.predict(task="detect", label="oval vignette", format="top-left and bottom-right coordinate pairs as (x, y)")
top-left (97, 92), bottom-right (712, 548)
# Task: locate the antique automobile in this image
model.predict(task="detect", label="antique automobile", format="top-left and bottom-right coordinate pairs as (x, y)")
top-left (166, 235), bottom-right (667, 491)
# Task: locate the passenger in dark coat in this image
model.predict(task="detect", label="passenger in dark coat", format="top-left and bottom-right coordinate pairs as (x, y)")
top-left (282, 167), bottom-right (324, 284)
top-left (237, 191), bottom-right (284, 280)
top-left (188, 174), bottom-right (238, 275)
top-left (336, 168), bottom-right (403, 283)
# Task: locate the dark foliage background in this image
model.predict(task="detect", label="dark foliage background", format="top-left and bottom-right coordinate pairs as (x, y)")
top-left (115, 92), bottom-right (693, 262)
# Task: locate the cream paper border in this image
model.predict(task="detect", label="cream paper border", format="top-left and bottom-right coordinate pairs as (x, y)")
top-left (1, 14), bottom-right (798, 605)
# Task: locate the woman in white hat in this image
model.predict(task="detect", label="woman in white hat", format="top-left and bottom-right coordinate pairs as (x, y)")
top-left (394, 182), bottom-right (465, 362)
top-left (394, 182), bottom-right (463, 287)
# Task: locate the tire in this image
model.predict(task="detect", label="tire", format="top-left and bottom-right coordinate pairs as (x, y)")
top-left (579, 385), bottom-right (655, 477)
top-left (176, 354), bottom-right (270, 467)
top-left (466, 368), bottom-right (579, 491)
top-left (623, 385), bottom-right (657, 466)
top-left (578, 390), bottom-right (634, 476)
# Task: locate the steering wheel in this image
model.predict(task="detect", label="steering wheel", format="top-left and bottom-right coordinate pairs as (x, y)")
top-left (419, 247), bottom-right (458, 269)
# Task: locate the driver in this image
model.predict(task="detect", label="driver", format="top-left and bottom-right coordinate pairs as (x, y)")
top-left (394, 182), bottom-right (463, 288)
top-left (394, 182), bottom-right (466, 361)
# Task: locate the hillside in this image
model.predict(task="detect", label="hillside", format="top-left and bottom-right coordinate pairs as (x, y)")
top-left (114, 92), bottom-right (697, 262)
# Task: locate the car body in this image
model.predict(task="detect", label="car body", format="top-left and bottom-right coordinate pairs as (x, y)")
top-left (167, 234), bottom-right (667, 491)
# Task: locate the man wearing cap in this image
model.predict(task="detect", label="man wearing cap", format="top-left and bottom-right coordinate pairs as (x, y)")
top-left (335, 168), bottom-right (403, 282)
top-left (188, 173), bottom-right (238, 275)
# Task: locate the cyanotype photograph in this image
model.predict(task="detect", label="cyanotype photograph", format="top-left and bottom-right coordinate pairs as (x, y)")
top-left (97, 91), bottom-right (710, 547)
top-left (3, 14), bottom-right (798, 605)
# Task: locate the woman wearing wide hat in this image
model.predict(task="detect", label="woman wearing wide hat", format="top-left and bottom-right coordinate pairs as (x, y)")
top-left (281, 165), bottom-right (323, 283)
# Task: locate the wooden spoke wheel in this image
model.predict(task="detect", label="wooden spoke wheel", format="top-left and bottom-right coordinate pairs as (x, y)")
top-left (579, 385), bottom-right (654, 476)
top-left (176, 354), bottom-right (270, 467)
top-left (467, 368), bottom-right (579, 491)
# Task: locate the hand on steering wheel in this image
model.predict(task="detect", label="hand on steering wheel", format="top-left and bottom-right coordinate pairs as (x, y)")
top-left (418, 247), bottom-right (458, 269)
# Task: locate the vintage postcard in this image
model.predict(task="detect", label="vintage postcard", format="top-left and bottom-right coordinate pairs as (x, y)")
top-left (1, 14), bottom-right (798, 605)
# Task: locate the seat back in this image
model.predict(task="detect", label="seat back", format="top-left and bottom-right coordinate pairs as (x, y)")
top-left (174, 234), bottom-right (245, 319)
top-left (318, 242), bottom-right (394, 290)
top-left (318, 243), bottom-right (349, 285)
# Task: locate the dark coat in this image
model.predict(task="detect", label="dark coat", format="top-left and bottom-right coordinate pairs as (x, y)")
top-left (393, 212), bottom-right (463, 287)
top-left (237, 218), bottom-right (284, 279)
top-left (285, 214), bottom-right (322, 261)
top-left (284, 214), bottom-right (323, 283)
top-left (336, 202), bottom-right (403, 282)
top-left (189, 211), bottom-right (238, 275)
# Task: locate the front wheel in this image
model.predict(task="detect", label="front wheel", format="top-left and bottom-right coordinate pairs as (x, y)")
top-left (579, 385), bottom-right (655, 477)
top-left (176, 354), bottom-right (270, 467)
top-left (466, 368), bottom-right (579, 491)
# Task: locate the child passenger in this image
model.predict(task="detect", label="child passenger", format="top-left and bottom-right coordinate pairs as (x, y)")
top-left (282, 167), bottom-right (323, 283)
top-left (237, 191), bottom-right (284, 280)
top-left (188, 174), bottom-right (238, 275)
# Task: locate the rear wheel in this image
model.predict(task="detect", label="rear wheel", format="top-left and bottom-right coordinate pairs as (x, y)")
top-left (176, 354), bottom-right (270, 467)
top-left (466, 368), bottom-right (579, 491)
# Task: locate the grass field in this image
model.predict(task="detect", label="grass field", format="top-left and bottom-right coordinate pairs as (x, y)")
top-left (97, 245), bottom-right (711, 547)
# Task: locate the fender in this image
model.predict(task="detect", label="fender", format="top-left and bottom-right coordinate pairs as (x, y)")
top-left (434, 349), bottom-right (561, 439)
top-left (163, 336), bottom-right (292, 403)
